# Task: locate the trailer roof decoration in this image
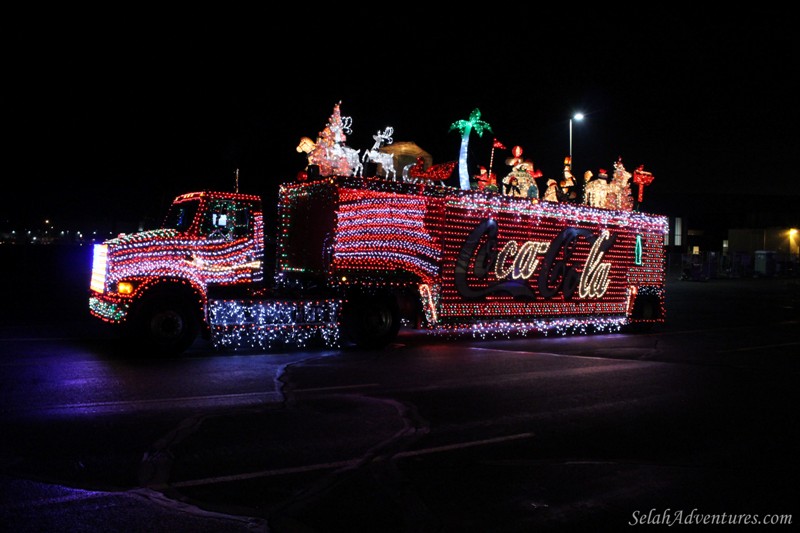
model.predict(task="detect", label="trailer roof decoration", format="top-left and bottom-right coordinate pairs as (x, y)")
top-left (605, 157), bottom-right (635, 211)
top-left (306, 101), bottom-right (355, 177)
top-left (633, 164), bottom-right (655, 205)
top-left (450, 108), bottom-right (493, 191)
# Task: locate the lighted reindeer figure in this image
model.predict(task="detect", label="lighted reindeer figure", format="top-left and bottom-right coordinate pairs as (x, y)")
top-left (334, 115), bottom-right (364, 176)
top-left (370, 126), bottom-right (392, 151)
top-left (362, 127), bottom-right (397, 180)
top-left (340, 145), bottom-right (364, 176)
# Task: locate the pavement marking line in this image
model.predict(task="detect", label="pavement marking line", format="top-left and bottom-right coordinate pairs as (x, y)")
top-left (166, 459), bottom-right (359, 488)
top-left (5, 391), bottom-right (284, 415)
top-left (165, 432), bottom-right (535, 489)
top-left (394, 432), bottom-right (535, 458)
top-left (293, 383), bottom-right (380, 393)
top-left (468, 346), bottom-right (665, 363)
top-left (716, 341), bottom-right (800, 353)
top-left (0, 337), bottom-right (80, 342)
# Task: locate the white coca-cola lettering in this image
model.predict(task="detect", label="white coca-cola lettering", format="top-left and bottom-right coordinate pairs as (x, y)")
top-left (494, 240), bottom-right (550, 280)
top-left (455, 218), bottom-right (617, 300)
top-left (578, 229), bottom-right (612, 298)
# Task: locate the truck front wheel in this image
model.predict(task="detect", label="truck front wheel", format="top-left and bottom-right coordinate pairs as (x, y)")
top-left (344, 292), bottom-right (400, 349)
top-left (133, 294), bottom-right (200, 355)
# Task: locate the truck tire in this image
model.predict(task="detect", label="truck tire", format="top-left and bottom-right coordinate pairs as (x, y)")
top-left (626, 292), bottom-right (661, 333)
top-left (133, 293), bottom-right (200, 356)
top-left (344, 292), bottom-right (401, 349)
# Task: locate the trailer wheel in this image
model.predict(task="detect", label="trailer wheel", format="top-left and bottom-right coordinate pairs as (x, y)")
top-left (344, 292), bottom-right (400, 349)
top-left (133, 293), bottom-right (200, 355)
top-left (626, 293), bottom-right (660, 333)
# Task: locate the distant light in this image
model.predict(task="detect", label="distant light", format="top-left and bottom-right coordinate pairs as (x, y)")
top-left (573, 113), bottom-right (584, 121)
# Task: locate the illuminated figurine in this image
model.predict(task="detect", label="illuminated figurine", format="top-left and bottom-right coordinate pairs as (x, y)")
top-left (604, 157), bottom-right (634, 211)
top-left (584, 168), bottom-right (610, 208)
top-left (502, 146), bottom-right (540, 199)
top-left (503, 175), bottom-right (522, 196)
top-left (295, 136), bottom-right (317, 181)
top-left (361, 127), bottom-right (396, 180)
top-left (504, 160), bottom-right (539, 199)
top-left (557, 157), bottom-right (578, 202)
top-left (405, 157), bottom-right (457, 187)
top-left (543, 178), bottom-right (559, 202)
top-left (632, 164), bottom-right (655, 209)
top-left (474, 166), bottom-right (498, 191)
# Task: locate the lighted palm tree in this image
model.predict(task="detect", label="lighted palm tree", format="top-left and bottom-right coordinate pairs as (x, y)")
top-left (449, 108), bottom-right (492, 190)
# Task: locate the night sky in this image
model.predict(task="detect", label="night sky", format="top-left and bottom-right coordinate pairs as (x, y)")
top-left (7, 8), bottom-right (799, 234)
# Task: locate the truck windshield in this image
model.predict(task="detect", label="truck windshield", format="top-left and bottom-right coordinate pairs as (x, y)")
top-left (163, 199), bottom-right (200, 232)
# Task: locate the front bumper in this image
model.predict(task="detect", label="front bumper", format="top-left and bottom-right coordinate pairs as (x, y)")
top-left (89, 293), bottom-right (131, 324)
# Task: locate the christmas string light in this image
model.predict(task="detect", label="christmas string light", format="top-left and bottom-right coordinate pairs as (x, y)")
top-left (208, 299), bottom-right (341, 350)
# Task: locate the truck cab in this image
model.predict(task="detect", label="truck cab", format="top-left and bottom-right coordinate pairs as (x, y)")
top-left (89, 191), bottom-right (265, 354)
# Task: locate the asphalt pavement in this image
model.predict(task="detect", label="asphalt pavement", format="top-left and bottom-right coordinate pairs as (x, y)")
top-left (0, 475), bottom-right (267, 532)
top-left (1, 245), bottom-right (797, 532)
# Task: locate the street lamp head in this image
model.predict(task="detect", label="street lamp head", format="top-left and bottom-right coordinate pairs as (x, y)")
top-left (573, 113), bottom-right (585, 121)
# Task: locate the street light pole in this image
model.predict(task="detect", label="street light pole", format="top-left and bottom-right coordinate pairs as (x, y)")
top-left (569, 112), bottom-right (584, 165)
top-left (569, 113), bottom-right (585, 203)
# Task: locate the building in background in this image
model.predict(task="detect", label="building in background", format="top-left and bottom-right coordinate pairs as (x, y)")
top-left (653, 193), bottom-right (799, 280)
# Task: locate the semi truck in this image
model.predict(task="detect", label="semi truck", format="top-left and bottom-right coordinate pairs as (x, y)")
top-left (88, 173), bottom-right (669, 355)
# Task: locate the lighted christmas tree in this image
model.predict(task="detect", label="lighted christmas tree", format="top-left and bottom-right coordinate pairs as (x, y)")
top-left (308, 102), bottom-right (354, 177)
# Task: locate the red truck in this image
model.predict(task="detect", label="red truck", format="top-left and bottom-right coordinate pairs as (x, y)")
top-left (88, 174), bottom-right (668, 355)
